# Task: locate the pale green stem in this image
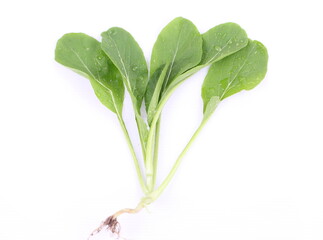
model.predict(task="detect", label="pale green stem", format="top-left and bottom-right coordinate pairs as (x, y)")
top-left (145, 65), bottom-right (206, 193)
top-left (145, 86), bottom-right (179, 192)
top-left (127, 91), bottom-right (148, 162)
top-left (134, 107), bottom-right (147, 161)
top-left (117, 114), bottom-right (148, 194)
top-left (152, 118), bottom-right (161, 189)
top-left (149, 117), bottom-right (210, 201)
top-left (145, 127), bottom-right (156, 192)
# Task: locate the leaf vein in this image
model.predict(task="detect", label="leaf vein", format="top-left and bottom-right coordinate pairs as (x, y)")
top-left (220, 43), bottom-right (257, 99)
top-left (164, 26), bottom-right (183, 87)
top-left (107, 35), bottom-right (132, 90)
top-left (207, 34), bottom-right (235, 65)
top-left (70, 48), bottom-right (96, 80)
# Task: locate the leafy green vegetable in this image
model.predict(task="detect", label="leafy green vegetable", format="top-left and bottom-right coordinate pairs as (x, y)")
top-left (101, 27), bottom-right (149, 153)
top-left (200, 22), bottom-right (248, 65)
top-left (55, 33), bottom-right (124, 114)
top-left (146, 17), bottom-right (202, 111)
top-left (54, 18), bottom-right (269, 238)
top-left (202, 39), bottom-right (268, 111)
top-left (149, 22), bottom-right (249, 127)
top-left (164, 22), bottom-right (248, 94)
top-left (101, 27), bottom-right (148, 111)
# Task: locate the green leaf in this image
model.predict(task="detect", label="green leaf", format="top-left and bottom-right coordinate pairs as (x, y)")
top-left (159, 22), bottom-right (248, 106)
top-left (146, 17), bottom-right (203, 108)
top-left (200, 22), bottom-right (248, 65)
top-left (55, 33), bottom-right (124, 114)
top-left (101, 28), bottom-right (148, 111)
top-left (202, 39), bottom-right (268, 112)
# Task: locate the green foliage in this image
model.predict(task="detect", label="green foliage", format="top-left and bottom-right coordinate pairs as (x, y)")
top-left (200, 22), bottom-right (248, 65)
top-left (55, 18), bottom-right (268, 215)
top-left (202, 40), bottom-right (268, 112)
top-left (101, 27), bottom-right (148, 111)
top-left (55, 33), bottom-right (124, 114)
top-left (147, 17), bottom-right (203, 108)
top-left (101, 27), bottom-right (149, 149)
top-left (160, 22), bottom-right (249, 113)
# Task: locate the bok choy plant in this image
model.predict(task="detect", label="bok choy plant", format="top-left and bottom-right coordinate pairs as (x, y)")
top-left (55, 17), bottom-right (268, 237)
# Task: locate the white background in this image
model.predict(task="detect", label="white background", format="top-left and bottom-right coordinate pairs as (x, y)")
top-left (1, 0), bottom-right (322, 239)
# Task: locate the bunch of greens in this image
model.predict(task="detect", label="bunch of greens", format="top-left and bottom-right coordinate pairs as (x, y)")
top-left (55, 17), bottom-right (268, 236)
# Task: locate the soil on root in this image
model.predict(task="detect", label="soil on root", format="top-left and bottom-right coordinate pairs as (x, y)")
top-left (89, 215), bottom-right (121, 239)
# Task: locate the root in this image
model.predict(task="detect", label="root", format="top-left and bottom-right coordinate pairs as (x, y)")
top-left (88, 201), bottom-right (146, 239)
top-left (89, 215), bottom-right (120, 239)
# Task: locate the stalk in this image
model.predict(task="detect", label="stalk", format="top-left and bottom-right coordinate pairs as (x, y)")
top-left (145, 85), bottom-right (180, 191)
top-left (145, 127), bottom-right (156, 192)
top-left (144, 65), bottom-right (207, 193)
top-left (152, 118), bottom-right (161, 189)
top-left (132, 102), bottom-right (147, 161)
top-left (151, 119), bottom-right (208, 200)
top-left (116, 114), bottom-right (148, 194)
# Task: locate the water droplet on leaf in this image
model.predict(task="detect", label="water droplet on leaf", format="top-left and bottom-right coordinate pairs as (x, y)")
top-left (214, 46), bottom-right (221, 51)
